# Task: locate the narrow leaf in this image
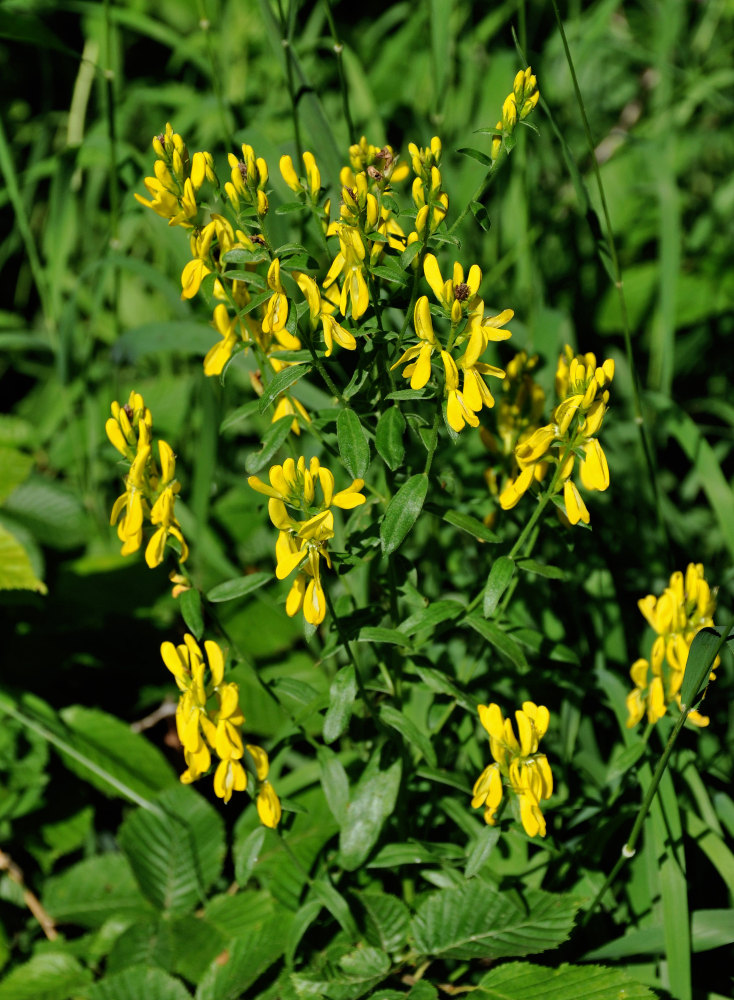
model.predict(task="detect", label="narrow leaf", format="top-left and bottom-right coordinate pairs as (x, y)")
top-left (483, 556), bottom-right (515, 617)
top-left (258, 364), bottom-right (311, 413)
top-left (317, 745), bottom-right (350, 826)
top-left (381, 474), bottom-right (428, 556)
top-left (375, 406), bottom-right (406, 471)
top-left (339, 756), bottom-right (402, 870)
top-left (380, 704), bottom-right (437, 767)
top-left (323, 664), bottom-right (357, 744)
top-left (206, 572), bottom-right (272, 603)
top-left (466, 615), bottom-right (529, 669)
top-left (681, 626), bottom-right (732, 709)
top-left (179, 588), bottom-right (203, 640)
top-left (465, 826), bottom-right (501, 879)
top-left (441, 508), bottom-right (501, 543)
top-left (337, 408), bottom-right (370, 479)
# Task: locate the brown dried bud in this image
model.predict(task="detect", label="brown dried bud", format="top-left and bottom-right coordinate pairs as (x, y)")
top-left (367, 165), bottom-right (383, 181)
top-left (454, 282), bottom-right (470, 302)
top-left (237, 160), bottom-right (247, 181)
top-left (123, 403), bottom-right (134, 420)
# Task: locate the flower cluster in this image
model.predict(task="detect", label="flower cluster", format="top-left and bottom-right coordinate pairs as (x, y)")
top-left (161, 634), bottom-right (280, 824)
top-left (472, 701), bottom-right (553, 838)
top-left (490, 67), bottom-right (540, 166)
top-left (248, 457), bottom-right (366, 625)
top-left (482, 350), bottom-right (546, 507)
top-left (626, 564), bottom-right (718, 728)
top-left (106, 391), bottom-right (188, 568)
top-left (392, 254), bottom-right (513, 432)
top-left (405, 136), bottom-right (449, 248)
top-left (134, 123), bottom-right (215, 228)
top-left (499, 346), bottom-right (614, 524)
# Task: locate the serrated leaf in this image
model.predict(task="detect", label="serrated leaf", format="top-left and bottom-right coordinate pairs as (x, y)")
top-left (207, 572), bottom-right (272, 603)
top-left (43, 853), bottom-right (150, 929)
top-left (0, 522), bottom-right (46, 593)
top-left (466, 615), bottom-right (529, 670)
top-left (375, 406), bottom-right (406, 471)
top-left (85, 966), bottom-right (191, 1000)
top-left (483, 556), bottom-right (515, 617)
top-left (58, 706), bottom-right (178, 801)
top-left (441, 509), bottom-right (501, 543)
top-left (339, 756), bottom-right (402, 870)
top-left (0, 953), bottom-right (92, 1000)
top-left (681, 626), bottom-right (732, 709)
top-left (339, 946), bottom-right (390, 979)
top-left (381, 474), bottom-right (428, 556)
top-left (380, 704), bottom-right (436, 767)
top-left (358, 890), bottom-right (411, 954)
top-left (411, 882), bottom-right (577, 961)
top-left (337, 408), bottom-right (370, 479)
top-left (259, 365), bottom-right (311, 414)
top-left (2, 478), bottom-right (88, 549)
top-left (323, 665), bottom-right (357, 744)
top-left (118, 786), bottom-right (225, 915)
top-left (195, 918), bottom-right (288, 1000)
top-left (106, 922), bottom-right (176, 975)
top-left (317, 745), bottom-right (350, 826)
top-left (0, 447), bottom-right (34, 505)
top-left (179, 588), bottom-right (203, 639)
top-left (204, 890), bottom-right (276, 939)
top-left (475, 961), bottom-right (656, 1000)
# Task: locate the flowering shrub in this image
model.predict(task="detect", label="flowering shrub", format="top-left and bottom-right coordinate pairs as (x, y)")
top-left (1, 6), bottom-right (732, 1000)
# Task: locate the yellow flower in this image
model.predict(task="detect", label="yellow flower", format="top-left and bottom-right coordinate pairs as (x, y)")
top-left (248, 457), bottom-right (365, 626)
top-left (262, 259), bottom-right (299, 349)
top-left (472, 701), bottom-right (553, 838)
top-left (295, 272), bottom-right (356, 357)
top-left (626, 564), bottom-right (718, 728)
top-left (225, 142), bottom-right (269, 215)
top-left (323, 226), bottom-right (370, 320)
top-left (390, 296), bottom-right (439, 389)
top-left (423, 254), bottom-right (481, 323)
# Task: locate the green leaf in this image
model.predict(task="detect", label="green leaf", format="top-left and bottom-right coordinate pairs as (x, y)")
top-left (585, 909), bottom-right (734, 959)
top-left (204, 890), bottom-right (276, 940)
top-left (106, 921), bottom-right (175, 976)
top-left (85, 966), bottom-right (191, 1000)
top-left (358, 890), bottom-right (411, 954)
top-left (411, 882), bottom-right (577, 961)
top-left (515, 558), bottom-right (568, 580)
top-left (219, 399), bottom-right (261, 432)
top-left (323, 664), bottom-right (357, 744)
top-left (337, 408), bottom-right (370, 479)
top-left (179, 588), bottom-right (203, 640)
top-left (681, 626), bottom-right (732, 709)
top-left (380, 704), bottom-right (437, 767)
top-left (317, 745), bottom-right (350, 826)
top-left (110, 321), bottom-right (215, 362)
top-left (375, 406), bottom-right (406, 471)
top-left (358, 625), bottom-right (411, 646)
top-left (2, 478), bottom-right (88, 549)
top-left (207, 572), bottom-right (273, 603)
top-left (339, 755), bottom-right (402, 870)
top-left (441, 508), bottom-right (501, 543)
top-left (470, 201), bottom-right (491, 232)
top-left (58, 706), bottom-right (178, 801)
top-left (43, 852), bottom-right (150, 928)
top-left (474, 962), bottom-right (657, 999)
top-left (286, 899), bottom-right (323, 967)
top-left (457, 146), bottom-right (493, 167)
top-left (245, 416), bottom-right (295, 475)
top-left (310, 878), bottom-right (359, 939)
top-left (466, 615), bottom-right (529, 670)
top-left (0, 522), bottom-right (46, 593)
top-left (0, 447), bottom-right (33, 505)
top-left (483, 555), bottom-right (515, 617)
top-left (0, 953), bottom-right (92, 1000)
top-left (381, 474), bottom-right (428, 555)
top-left (118, 786), bottom-right (225, 915)
top-left (397, 600), bottom-right (464, 636)
top-left (368, 841), bottom-right (464, 868)
top-left (400, 242), bottom-right (423, 268)
top-left (195, 918), bottom-right (288, 1000)
top-left (465, 826), bottom-right (501, 879)
top-left (233, 826), bottom-right (267, 886)
top-left (258, 364), bottom-right (311, 414)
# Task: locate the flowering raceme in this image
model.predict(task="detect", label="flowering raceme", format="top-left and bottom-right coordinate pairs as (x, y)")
top-left (248, 457), bottom-right (366, 625)
top-left (626, 564), bottom-right (718, 728)
top-left (161, 634), bottom-right (280, 825)
top-left (391, 255), bottom-right (512, 432)
top-left (106, 391), bottom-right (188, 568)
top-left (499, 346), bottom-right (614, 525)
top-left (472, 701), bottom-right (553, 838)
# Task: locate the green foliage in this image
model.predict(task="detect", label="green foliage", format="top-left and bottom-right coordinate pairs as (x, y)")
top-left (2, 0), bottom-right (733, 998)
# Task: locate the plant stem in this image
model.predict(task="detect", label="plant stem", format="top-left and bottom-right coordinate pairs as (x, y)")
top-left (322, 0), bottom-right (355, 144)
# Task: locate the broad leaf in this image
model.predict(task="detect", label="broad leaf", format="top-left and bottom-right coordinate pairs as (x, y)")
top-left (339, 755), bottom-right (402, 870)
top-left (381, 474), bottom-right (428, 555)
top-left (475, 962), bottom-right (656, 999)
top-left (0, 953), bottom-right (91, 1000)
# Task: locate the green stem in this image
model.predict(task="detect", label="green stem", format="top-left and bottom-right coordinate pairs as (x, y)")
top-left (323, 584), bottom-right (375, 716)
top-left (548, 0), bottom-right (669, 553)
top-left (196, 0), bottom-right (234, 148)
top-left (447, 148), bottom-right (505, 237)
top-left (277, 0), bottom-right (303, 165)
top-left (423, 411), bottom-right (441, 475)
top-left (322, 0), bottom-right (355, 144)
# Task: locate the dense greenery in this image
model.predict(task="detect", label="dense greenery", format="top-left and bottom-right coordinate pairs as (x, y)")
top-left (1, 2), bottom-right (733, 1000)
